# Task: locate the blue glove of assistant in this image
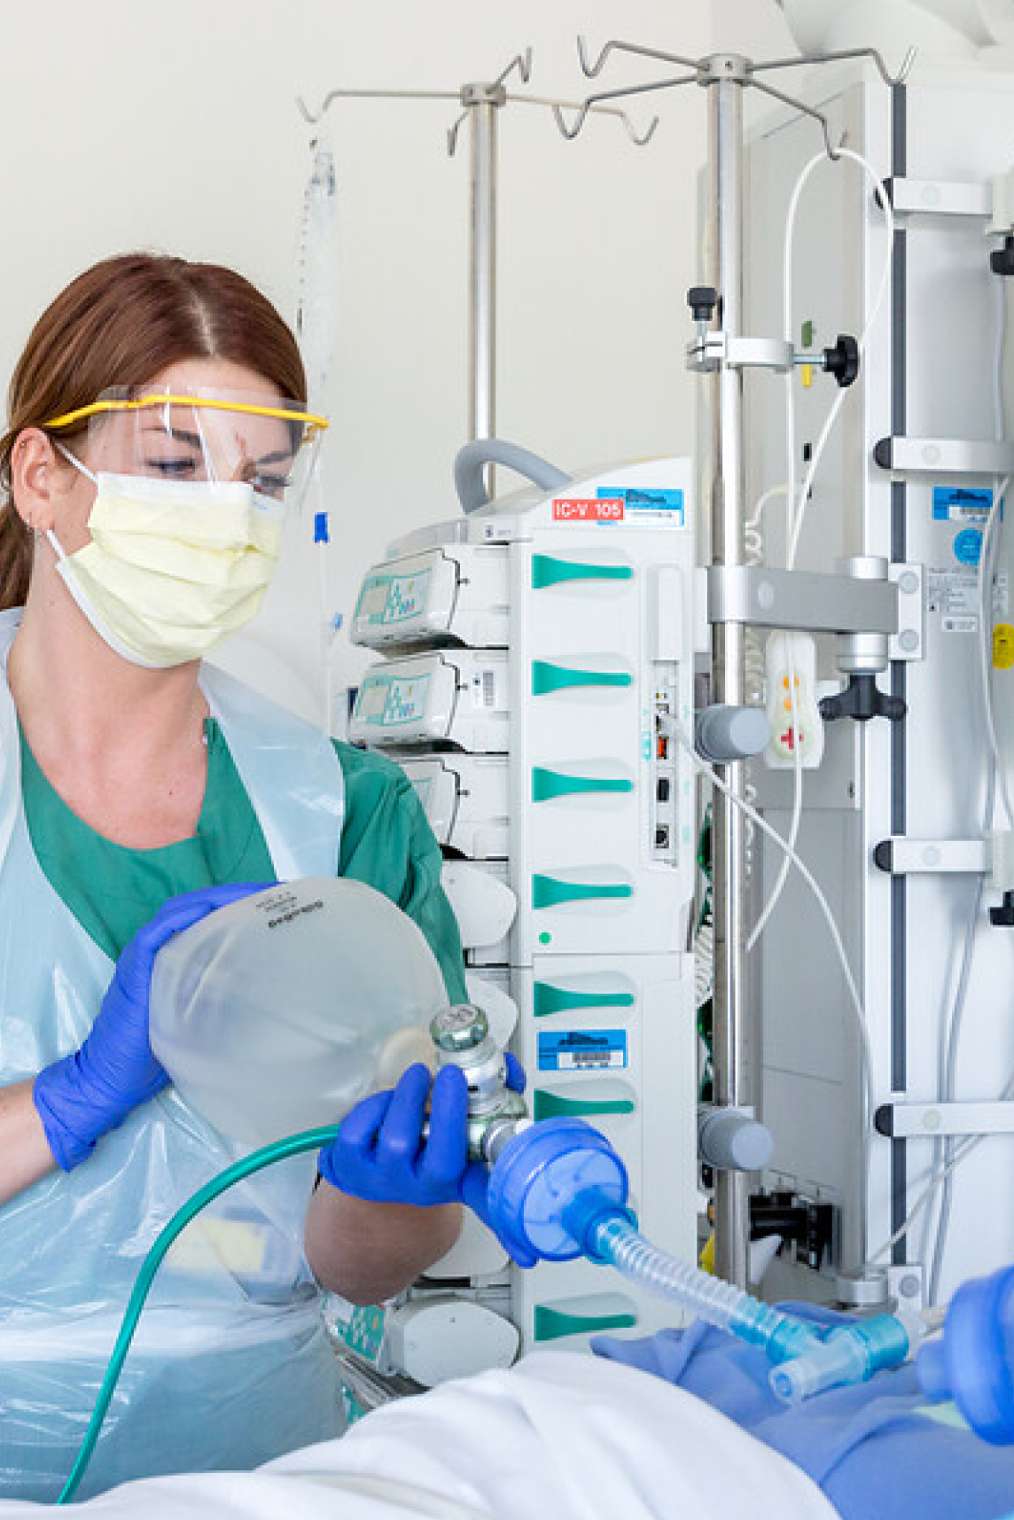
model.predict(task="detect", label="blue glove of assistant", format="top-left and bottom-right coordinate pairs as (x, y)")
top-left (34, 882), bottom-right (270, 1170)
top-left (319, 1052), bottom-right (536, 1266)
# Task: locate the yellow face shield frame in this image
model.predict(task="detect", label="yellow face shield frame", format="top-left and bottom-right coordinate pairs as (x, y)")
top-left (42, 390), bottom-right (330, 509)
top-left (43, 394), bottom-right (329, 437)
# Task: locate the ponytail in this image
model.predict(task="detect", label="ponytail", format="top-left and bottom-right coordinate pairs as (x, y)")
top-left (0, 503), bottom-right (31, 611)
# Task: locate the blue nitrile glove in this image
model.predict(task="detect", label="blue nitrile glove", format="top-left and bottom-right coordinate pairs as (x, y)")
top-left (319, 1052), bottom-right (536, 1266)
top-left (34, 883), bottom-right (271, 1170)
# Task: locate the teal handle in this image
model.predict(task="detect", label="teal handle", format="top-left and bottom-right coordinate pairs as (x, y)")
top-left (534, 1305), bottom-right (637, 1342)
top-left (532, 767), bottom-right (633, 803)
top-left (532, 554), bottom-right (633, 590)
top-left (532, 661), bottom-right (632, 696)
top-left (533, 875), bottom-right (633, 909)
top-left (534, 1090), bottom-right (636, 1120)
top-left (533, 983), bottom-right (636, 1017)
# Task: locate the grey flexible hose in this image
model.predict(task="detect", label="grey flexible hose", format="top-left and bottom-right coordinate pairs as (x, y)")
top-left (454, 439), bottom-right (570, 515)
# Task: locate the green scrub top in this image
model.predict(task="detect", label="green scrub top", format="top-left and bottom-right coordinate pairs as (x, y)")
top-left (18, 718), bottom-right (467, 1003)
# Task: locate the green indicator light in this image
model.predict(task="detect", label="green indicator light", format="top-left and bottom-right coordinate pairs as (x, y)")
top-left (801, 318), bottom-right (814, 348)
top-left (539, 931), bottom-right (552, 945)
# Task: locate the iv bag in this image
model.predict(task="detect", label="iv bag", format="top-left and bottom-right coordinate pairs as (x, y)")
top-left (150, 877), bottom-right (446, 1147)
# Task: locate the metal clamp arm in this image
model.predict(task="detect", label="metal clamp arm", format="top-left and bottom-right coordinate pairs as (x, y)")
top-left (707, 565), bottom-right (898, 636)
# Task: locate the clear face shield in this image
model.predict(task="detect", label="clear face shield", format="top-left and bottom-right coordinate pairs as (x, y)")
top-left (46, 387), bottom-right (327, 512)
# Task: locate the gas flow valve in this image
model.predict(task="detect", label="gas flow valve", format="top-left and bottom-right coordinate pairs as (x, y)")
top-left (429, 1005), bottom-right (529, 1163)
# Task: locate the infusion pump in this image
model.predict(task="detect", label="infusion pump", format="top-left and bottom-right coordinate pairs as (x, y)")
top-left (346, 458), bottom-right (699, 1383)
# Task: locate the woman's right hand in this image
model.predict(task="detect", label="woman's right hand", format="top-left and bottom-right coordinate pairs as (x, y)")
top-left (33, 883), bottom-right (269, 1170)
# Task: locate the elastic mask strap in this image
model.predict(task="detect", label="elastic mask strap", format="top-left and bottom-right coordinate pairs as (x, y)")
top-left (47, 442), bottom-right (98, 563)
top-left (45, 528), bottom-right (66, 562)
top-left (54, 440), bottom-right (98, 486)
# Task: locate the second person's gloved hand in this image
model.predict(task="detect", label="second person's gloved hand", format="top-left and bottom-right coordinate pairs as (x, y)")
top-left (319, 1052), bottom-right (536, 1267)
top-left (34, 882), bottom-right (270, 1170)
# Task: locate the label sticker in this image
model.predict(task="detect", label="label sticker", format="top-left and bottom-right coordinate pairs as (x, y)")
top-left (933, 486), bottom-right (994, 524)
top-left (928, 567), bottom-right (1009, 633)
top-left (928, 569), bottom-right (978, 632)
top-left (552, 497), bottom-right (624, 523)
top-left (538, 1029), bottom-right (628, 1072)
top-left (953, 528), bottom-right (983, 566)
top-left (355, 569), bottom-right (432, 626)
top-left (994, 624), bottom-right (1014, 670)
top-left (471, 668), bottom-right (499, 709)
top-left (354, 672), bottom-right (431, 725)
top-left (597, 486), bottom-right (685, 524)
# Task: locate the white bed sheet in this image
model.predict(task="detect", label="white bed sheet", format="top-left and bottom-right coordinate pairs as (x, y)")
top-left (1, 1352), bottom-right (837, 1519)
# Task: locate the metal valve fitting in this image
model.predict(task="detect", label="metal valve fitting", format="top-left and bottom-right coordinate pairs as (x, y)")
top-left (429, 1004), bottom-right (529, 1163)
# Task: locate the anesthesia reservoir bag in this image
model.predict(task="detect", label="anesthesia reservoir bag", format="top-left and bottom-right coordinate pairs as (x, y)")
top-left (149, 877), bottom-right (446, 1147)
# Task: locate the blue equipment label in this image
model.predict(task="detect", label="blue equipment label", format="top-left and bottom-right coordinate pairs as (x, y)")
top-left (953, 527), bottom-right (983, 566)
top-left (597, 486), bottom-right (684, 524)
top-left (933, 486), bottom-right (993, 523)
top-left (538, 1029), bottom-right (628, 1072)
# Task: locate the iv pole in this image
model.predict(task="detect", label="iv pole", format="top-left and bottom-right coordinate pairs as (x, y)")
top-left (556, 37), bottom-right (914, 1289)
top-left (297, 52), bottom-right (656, 483)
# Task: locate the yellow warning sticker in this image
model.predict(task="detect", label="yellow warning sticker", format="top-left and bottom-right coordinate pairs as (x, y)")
top-left (993, 623), bottom-right (1014, 669)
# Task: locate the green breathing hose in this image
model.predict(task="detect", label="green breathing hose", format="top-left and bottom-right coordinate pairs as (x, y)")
top-left (56, 1124), bottom-right (339, 1506)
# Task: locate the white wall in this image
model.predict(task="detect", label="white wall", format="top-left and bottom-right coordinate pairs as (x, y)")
top-left (1, 1), bottom-right (801, 719)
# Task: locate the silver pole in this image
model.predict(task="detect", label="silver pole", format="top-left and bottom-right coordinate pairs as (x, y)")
top-left (467, 94), bottom-right (498, 477)
top-left (706, 69), bottom-right (751, 1290)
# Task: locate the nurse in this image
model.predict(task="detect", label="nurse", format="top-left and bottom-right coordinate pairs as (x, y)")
top-left (0, 253), bottom-right (484, 1500)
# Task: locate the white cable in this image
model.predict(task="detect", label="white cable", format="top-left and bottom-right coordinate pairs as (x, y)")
top-left (745, 484), bottom-right (788, 542)
top-left (748, 673), bottom-right (802, 953)
top-left (785, 149), bottom-right (896, 570)
top-left (667, 717), bottom-right (874, 1120)
top-left (750, 148), bottom-right (895, 952)
top-left (869, 1065), bottom-right (1014, 1267)
top-left (743, 486), bottom-right (786, 706)
top-left (743, 484), bottom-right (802, 953)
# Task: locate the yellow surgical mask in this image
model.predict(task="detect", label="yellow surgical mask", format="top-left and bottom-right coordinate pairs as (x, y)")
top-left (48, 451), bottom-right (284, 669)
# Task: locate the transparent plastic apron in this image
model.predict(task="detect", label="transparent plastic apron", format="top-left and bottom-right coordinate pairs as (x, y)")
top-left (0, 610), bottom-right (346, 1501)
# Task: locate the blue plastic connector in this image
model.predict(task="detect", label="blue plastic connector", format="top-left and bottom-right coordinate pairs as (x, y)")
top-left (562, 1188), bottom-right (638, 1263)
top-left (771, 1313), bottom-right (913, 1404)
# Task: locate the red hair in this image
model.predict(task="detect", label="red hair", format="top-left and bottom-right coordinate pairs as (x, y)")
top-left (0, 253), bottom-right (306, 608)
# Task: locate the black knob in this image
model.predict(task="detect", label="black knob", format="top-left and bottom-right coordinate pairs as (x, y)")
top-left (687, 285), bottom-right (718, 322)
top-left (991, 235), bottom-right (1014, 277)
top-left (820, 674), bottom-right (907, 724)
top-left (990, 890), bottom-right (1014, 926)
top-left (823, 334), bottom-right (860, 388)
